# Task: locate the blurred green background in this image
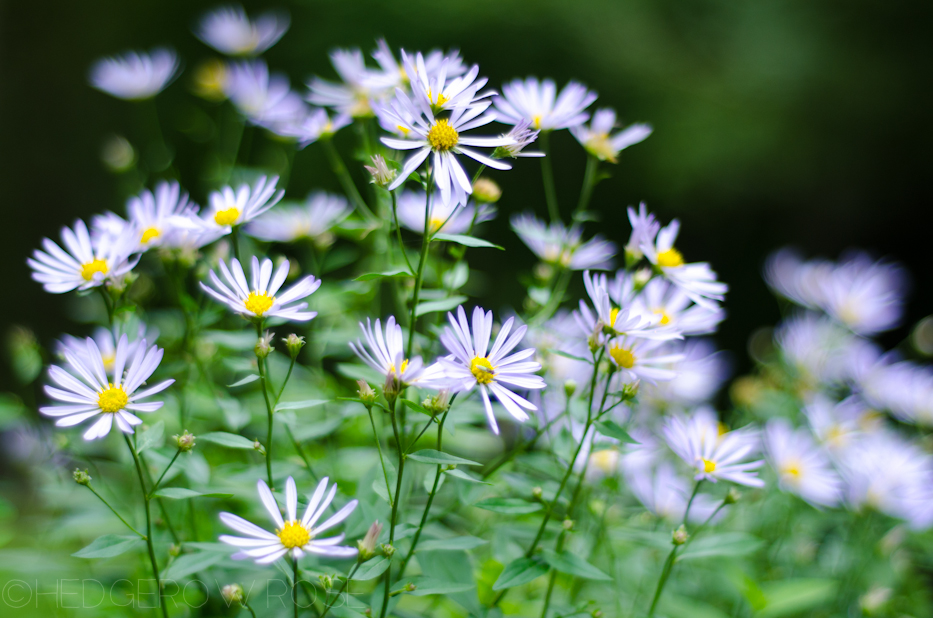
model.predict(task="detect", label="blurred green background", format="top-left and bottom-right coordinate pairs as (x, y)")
top-left (1, 0), bottom-right (931, 392)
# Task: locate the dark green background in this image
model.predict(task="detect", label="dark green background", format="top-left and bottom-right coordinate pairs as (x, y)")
top-left (2, 0), bottom-right (931, 390)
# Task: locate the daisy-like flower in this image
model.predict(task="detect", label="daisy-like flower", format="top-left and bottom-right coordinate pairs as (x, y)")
top-left (272, 107), bottom-right (352, 147)
top-left (629, 279), bottom-right (725, 336)
top-left (396, 190), bottom-right (494, 236)
top-left (511, 214), bottom-right (615, 271)
top-left (492, 120), bottom-right (543, 159)
top-left (28, 220), bottom-right (138, 294)
top-left (624, 462), bottom-right (723, 524)
top-left (861, 361), bottom-right (933, 426)
top-left (401, 50), bottom-right (492, 114)
top-left (94, 181), bottom-right (200, 252)
top-left (199, 256), bottom-right (321, 322)
top-left (202, 175), bottom-right (285, 232)
top-left (40, 335), bottom-right (173, 440)
top-left (219, 476), bottom-right (358, 564)
top-left (624, 203), bottom-right (660, 262)
top-left (224, 61), bottom-right (306, 131)
top-left (570, 109), bottom-right (652, 163)
top-left (606, 336), bottom-right (683, 384)
top-left (775, 313), bottom-right (858, 388)
top-left (307, 48), bottom-right (378, 118)
top-left (803, 395), bottom-right (880, 453)
top-left (573, 271), bottom-right (680, 343)
top-left (57, 320), bottom-right (155, 374)
top-left (246, 191), bottom-right (349, 246)
top-left (640, 219), bottom-right (727, 308)
top-left (195, 5), bottom-right (289, 57)
top-left (89, 48), bottom-right (180, 100)
top-left (381, 92), bottom-right (514, 207)
top-left (763, 418), bottom-right (843, 507)
top-left (349, 316), bottom-right (445, 390)
top-left (642, 339), bottom-right (730, 407)
top-left (494, 78), bottom-right (597, 131)
top-left (438, 306), bottom-right (546, 435)
top-left (367, 40), bottom-right (466, 93)
top-left (662, 413), bottom-right (765, 487)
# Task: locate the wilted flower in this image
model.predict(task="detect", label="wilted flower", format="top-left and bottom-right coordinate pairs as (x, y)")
top-left (357, 521), bottom-right (383, 561)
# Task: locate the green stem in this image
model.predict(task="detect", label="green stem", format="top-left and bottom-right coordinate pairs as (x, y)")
top-left (530, 267), bottom-right (571, 326)
top-left (368, 408), bottom-right (393, 504)
top-left (575, 154), bottom-right (599, 218)
top-left (84, 484), bottom-right (145, 538)
top-left (320, 562), bottom-right (360, 618)
top-left (148, 448), bottom-right (182, 499)
top-left (405, 417), bottom-right (435, 454)
top-left (387, 399), bottom-right (405, 543)
top-left (231, 227), bottom-right (242, 265)
top-left (292, 557), bottom-right (299, 618)
top-left (98, 287), bottom-right (114, 327)
top-left (647, 480), bottom-right (703, 617)
top-left (539, 131), bottom-right (560, 222)
top-left (275, 358), bottom-right (296, 405)
top-left (482, 413), bottom-right (566, 479)
top-left (256, 324), bottom-right (275, 490)
top-left (390, 190), bottom-right (415, 276)
top-left (243, 602), bottom-right (258, 618)
top-left (405, 171), bottom-right (434, 357)
top-left (322, 138), bottom-right (375, 221)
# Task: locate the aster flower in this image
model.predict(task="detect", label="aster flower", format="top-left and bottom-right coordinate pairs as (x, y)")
top-left (642, 339), bottom-right (730, 407)
top-left (641, 219), bottom-right (727, 308)
top-left (511, 214), bottom-right (615, 271)
top-left (219, 476), bottom-right (358, 564)
top-left (348, 316), bottom-right (445, 389)
top-left (606, 336), bottom-right (683, 384)
top-left (401, 50), bottom-right (492, 114)
top-left (493, 78), bottom-right (597, 131)
top-left (629, 279), bottom-right (725, 336)
top-left (89, 48), bottom-right (180, 100)
top-left (199, 257), bottom-right (321, 322)
top-left (381, 91), bottom-right (514, 207)
top-left (57, 320), bottom-right (156, 374)
top-left (246, 191), bottom-right (350, 246)
top-left (40, 335), bottom-right (173, 440)
top-left (203, 175), bottom-right (284, 232)
top-left (492, 120), bottom-right (543, 158)
top-left (438, 306), bottom-right (546, 435)
top-left (624, 203), bottom-right (660, 262)
top-left (195, 6), bottom-right (289, 57)
top-left (570, 109), bottom-right (652, 163)
top-left (272, 107), bottom-right (351, 147)
top-left (820, 253), bottom-right (908, 336)
top-left (307, 49), bottom-right (378, 118)
top-left (803, 395), bottom-right (880, 453)
top-left (224, 61), bottom-right (306, 131)
top-left (367, 40), bottom-right (466, 92)
top-left (364, 154), bottom-right (397, 187)
top-left (662, 413), bottom-right (765, 487)
top-left (775, 313), bottom-right (858, 388)
top-left (94, 181), bottom-right (200, 252)
top-left (396, 190), bottom-right (494, 236)
top-left (28, 219), bottom-right (138, 294)
top-left (860, 361), bottom-right (933, 426)
top-left (624, 462), bottom-right (723, 524)
top-left (573, 271), bottom-right (680, 343)
top-left (764, 418), bottom-right (843, 508)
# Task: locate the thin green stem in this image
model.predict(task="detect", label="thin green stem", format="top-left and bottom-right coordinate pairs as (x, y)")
top-left (405, 417), bottom-right (435, 454)
top-left (541, 568), bottom-right (559, 618)
top-left (320, 562), bottom-right (360, 618)
top-left (539, 131), bottom-right (560, 222)
top-left (647, 480), bottom-right (703, 617)
top-left (292, 557), bottom-right (299, 618)
top-left (275, 358), bottom-right (296, 405)
top-left (482, 413), bottom-right (566, 479)
top-left (256, 324), bottom-right (275, 490)
top-left (368, 408), bottom-right (393, 504)
top-left (322, 138), bottom-right (375, 221)
top-left (387, 399), bottom-right (405, 543)
top-left (231, 227), bottom-right (242, 265)
top-left (243, 602), bottom-right (258, 618)
top-left (84, 484), bottom-right (144, 538)
top-left (575, 154), bottom-right (599, 218)
top-left (530, 267), bottom-right (571, 326)
top-left (148, 448), bottom-right (182, 499)
top-left (405, 171), bottom-right (434, 357)
top-left (390, 190), bottom-right (416, 275)
top-left (98, 287), bottom-right (114, 327)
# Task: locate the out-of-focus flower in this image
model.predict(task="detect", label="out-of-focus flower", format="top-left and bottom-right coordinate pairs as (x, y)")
top-left (641, 218), bottom-right (727, 308)
top-left (764, 418), bottom-right (843, 507)
top-left (246, 191), bottom-right (350, 246)
top-left (100, 135), bottom-right (136, 172)
top-left (195, 6), bottom-right (289, 57)
top-left (89, 48), bottom-right (180, 100)
top-left (860, 361), bottom-right (933, 426)
top-left (629, 279), bottom-right (724, 337)
top-left (494, 78), bottom-right (597, 130)
top-left (349, 316), bottom-right (445, 389)
top-left (57, 320), bottom-right (155, 374)
top-left (308, 48), bottom-right (378, 118)
top-left (199, 256), bottom-right (321, 322)
top-left (40, 335), bottom-right (173, 440)
top-left (511, 214), bottom-right (615, 271)
top-left (439, 306), bottom-right (546, 435)
top-left (493, 120), bottom-right (542, 159)
top-left (570, 108), bottom-right (652, 163)
top-left (804, 395), bottom-right (879, 453)
top-left (624, 462), bottom-right (722, 524)
top-left (662, 413), bottom-right (765, 487)
top-left (624, 203), bottom-right (660, 262)
top-left (272, 107), bottom-right (351, 147)
top-left (93, 181), bottom-right (199, 252)
top-left (224, 61), bottom-right (306, 131)
top-left (643, 339), bottom-right (731, 407)
top-left (367, 40), bottom-right (466, 93)
top-left (775, 313), bottom-right (858, 388)
top-left (192, 59), bottom-right (229, 101)
top-left (219, 476), bottom-right (358, 564)
top-left (396, 190), bottom-right (494, 236)
top-left (471, 177), bottom-right (501, 203)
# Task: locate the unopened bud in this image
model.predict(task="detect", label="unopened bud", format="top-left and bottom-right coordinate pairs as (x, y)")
top-left (357, 380), bottom-right (377, 407)
top-left (724, 488), bottom-right (742, 505)
top-left (253, 440), bottom-right (265, 454)
top-left (587, 331), bottom-right (601, 353)
top-left (471, 177), bottom-right (501, 203)
top-left (563, 379), bottom-right (577, 398)
top-left (383, 373), bottom-right (400, 405)
top-left (404, 582), bottom-right (417, 592)
top-left (318, 574), bottom-right (334, 591)
top-left (592, 610), bottom-right (603, 618)
top-left (364, 155), bottom-right (397, 188)
top-left (169, 544), bottom-right (181, 557)
top-left (73, 468), bottom-right (91, 486)
top-left (357, 521), bottom-right (383, 562)
top-left (672, 525), bottom-right (689, 545)
top-left (173, 430), bottom-right (196, 452)
top-left (633, 267), bottom-right (652, 288)
top-left (621, 380), bottom-right (640, 401)
top-left (531, 487), bottom-right (543, 500)
top-left (283, 334), bottom-right (305, 360)
top-left (221, 583), bottom-right (244, 606)
top-left (422, 389), bottom-right (451, 416)
top-left (380, 543), bottom-right (396, 559)
top-left (255, 330), bottom-right (274, 359)
top-left (562, 518), bottom-right (575, 531)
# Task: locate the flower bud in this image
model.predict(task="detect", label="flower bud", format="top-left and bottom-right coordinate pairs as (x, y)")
top-left (562, 518), bottom-right (575, 531)
top-left (173, 430), bottom-right (196, 452)
top-left (422, 389), bottom-right (451, 416)
top-left (531, 486), bottom-right (543, 501)
top-left (633, 267), bottom-right (652, 289)
top-left (592, 610), bottom-right (603, 618)
top-left (221, 584), bottom-right (244, 606)
top-left (383, 373), bottom-right (400, 405)
top-left (318, 574), bottom-right (334, 591)
top-left (169, 543), bottom-right (181, 557)
top-left (364, 155), bottom-right (397, 187)
top-left (380, 543), bottom-right (396, 559)
top-left (404, 582), bottom-right (417, 592)
top-left (357, 380), bottom-right (377, 407)
top-left (255, 330), bottom-right (275, 359)
top-left (253, 440), bottom-right (265, 455)
top-left (357, 521), bottom-right (383, 562)
top-left (73, 468), bottom-right (91, 486)
top-left (283, 334), bottom-right (306, 360)
top-left (471, 177), bottom-right (502, 203)
top-left (672, 525), bottom-right (689, 545)
top-left (621, 380), bottom-right (640, 401)
top-left (563, 379), bottom-right (577, 398)
top-left (724, 488), bottom-right (742, 505)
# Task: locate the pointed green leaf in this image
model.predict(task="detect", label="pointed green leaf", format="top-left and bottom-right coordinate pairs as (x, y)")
top-left (394, 577), bottom-right (476, 596)
top-left (541, 549), bottom-right (611, 580)
top-left (401, 399), bottom-right (432, 417)
top-left (492, 557), bottom-right (548, 590)
top-left (414, 296), bottom-right (467, 317)
top-left (227, 374), bottom-right (259, 388)
top-left (444, 468), bottom-right (491, 484)
top-left (353, 557), bottom-right (390, 581)
top-left (408, 449), bottom-right (481, 466)
top-left (594, 420), bottom-right (638, 444)
top-left (678, 533), bottom-right (764, 561)
top-left (152, 488), bottom-right (233, 500)
top-left (552, 350), bottom-right (591, 363)
top-left (473, 498), bottom-right (542, 514)
top-left (199, 432), bottom-right (256, 450)
top-left (73, 535), bottom-right (144, 559)
top-left (354, 269), bottom-right (412, 282)
top-left (274, 399), bottom-right (329, 412)
top-left (162, 552), bottom-right (225, 580)
top-left (135, 421), bottom-right (164, 454)
top-left (432, 233), bottom-right (504, 250)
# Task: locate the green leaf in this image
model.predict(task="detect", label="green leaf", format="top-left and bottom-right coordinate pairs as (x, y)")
top-left (551, 350), bottom-right (591, 363)
top-left (227, 374), bottom-right (259, 388)
top-left (152, 488), bottom-right (233, 500)
top-left (540, 549), bottom-right (611, 580)
top-left (417, 536), bottom-right (488, 552)
top-left (678, 533), bottom-right (764, 561)
top-left (756, 579), bottom-right (837, 618)
top-left (408, 449), bottom-right (481, 466)
top-left (492, 557), bottom-right (548, 590)
top-left (372, 479), bottom-right (391, 504)
top-left (432, 233), bottom-right (504, 250)
top-left (73, 535), bottom-right (144, 559)
top-left (593, 420), bottom-right (638, 444)
top-left (199, 432), bottom-right (256, 450)
top-left (275, 399), bottom-right (329, 412)
top-left (414, 296), bottom-right (467, 317)
top-left (396, 577), bottom-right (475, 596)
top-left (444, 468), bottom-right (491, 484)
top-left (353, 557), bottom-right (390, 581)
top-left (354, 269), bottom-right (412, 281)
top-left (474, 498), bottom-right (542, 514)
top-left (162, 552), bottom-right (225, 580)
top-left (401, 399), bottom-right (432, 417)
top-left (135, 421), bottom-right (164, 454)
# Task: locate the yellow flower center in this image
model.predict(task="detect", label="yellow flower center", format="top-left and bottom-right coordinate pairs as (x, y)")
top-left (396, 124), bottom-right (410, 136)
top-left (101, 352), bottom-right (116, 371)
top-left (388, 359), bottom-right (409, 376)
top-left (609, 307), bottom-right (620, 327)
top-left (591, 448), bottom-right (619, 474)
top-left (140, 227), bottom-right (161, 244)
top-left (656, 248), bottom-right (684, 268)
top-left (429, 217), bottom-right (446, 233)
top-left (214, 207), bottom-right (241, 226)
top-left (702, 458), bottom-right (717, 473)
top-left (81, 259), bottom-right (109, 281)
top-left (244, 291), bottom-right (275, 316)
top-left (585, 133), bottom-right (618, 163)
top-left (277, 520), bottom-right (310, 549)
top-left (609, 345), bottom-right (635, 369)
top-left (653, 309), bottom-right (671, 325)
top-left (427, 119), bottom-right (459, 151)
top-left (781, 462), bottom-right (802, 481)
top-left (470, 356), bottom-right (495, 385)
top-left (98, 384), bottom-right (128, 413)
top-left (532, 115), bottom-right (542, 129)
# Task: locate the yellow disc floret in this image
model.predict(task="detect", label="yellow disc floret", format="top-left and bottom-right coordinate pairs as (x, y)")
top-left (609, 345), bottom-right (635, 369)
top-left (427, 119), bottom-right (459, 151)
top-left (277, 520), bottom-right (310, 549)
top-left (470, 356), bottom-right (495, 385)
top-left (429, 217), bottom-right (446, 233)
top-left (244, 291), bottom-right (275, 316)
top-left (98, 384), bottom-right (128, 413)
top-left (656, 248), bottom-right (684, 268)
top-left (140, 227), bottom-right (161, 244)
top-left (214, 207), bottom-right (241, 226)
top-left (702, 458), bottom-right (717, 473)
top-left (81, 259), bottom-right (109, 281)
top-left (388, 359), bottom-right (409, 376)
top-left (781, 462), bottom-right (802, 481)
top-left (653, 309), bottom-right (671, 325)
top-left (609, 307), bottom-right (620, 327)
top-left (585, 134), bottom-right (618, 163)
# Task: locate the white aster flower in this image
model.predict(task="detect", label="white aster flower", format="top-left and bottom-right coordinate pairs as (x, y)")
top-left (820, 253), bottom-right (908, 336)
top-left (606, 336), bottom-right (683, 384)
top-left (511, 214), bottom-right (615, 271)
top-left (396, 190), bottom-right (494, 236)
top-left (203, 175), bottom-right (284, 232)
top-left (246, 191), bottom-right (350, 246)
top-left (641, 218), bottom-right (727, 307)
top-left (764, 418), bottom-right (844, 508)
top-left (804, 395), bottom-right (880, 453)
top-left (573, 271), bottom-right (679, 343)
top-left (493, 77), bottom-right (597, 131)
top-left (307, 49), bottom-right (378, 118)
top-left (272, 107), bottom-right (352, 147)
top-left (662, 413), bottom-right (765, 487)
top-left (860, 361), bottom-right (933, 426)
top-left (439, 306), bottom-right (546, 434)
top-left (219, 476), bottom-right (358, 564)
top-left (224, 61), bottom-right (306, 130)
top-left (89, 48), bottom-right (179, 100)
top-left (349, 316), bottom-right (445, 389)
top-left (94, 181), bottom-right (200, 252)
top-left (57, 321), bottom-right (155, 373)
top-left (28, 219), bottom-right (139, 294)
top-left (570, 108), bottom-right (652, 163)
top-left (775, 312), bottom-right (858, 388)
top-left (200, 256), bottom-right (321, 322)
top-left (401, 50), bottom-right (492, 114)
top-left (493, 120), bottom-right (543, 158)
top-left (642, 339), bottom-right (731, 407)
top-left (624, 203), bottom-right (660, 261)
top-left (40, 335), bottom-right (173, 440)
top-left (195, 6), bottom-right (289, 56)
top-left (624, 462), bottom-right (723, 524)
top-left (629, 279), bottom-right (724, 336)
top-left (367, 40), bottom-right (466, 92)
